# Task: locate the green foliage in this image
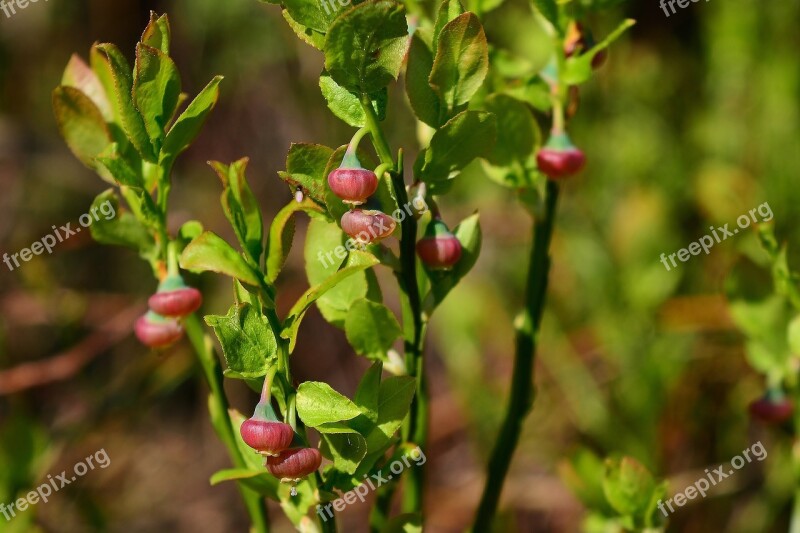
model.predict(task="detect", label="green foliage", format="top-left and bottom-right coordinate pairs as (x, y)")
top-left (206, 303), bottom-right (279, 378)
top-left (320, 72), bottom-right (388, 127)
top-left (161, 75), bottom-right (222, 168)
top-left (180, 231), bottom-right (263, 287)
top-left (88, 189), bottom-right (155, 259)
top-left (429, 12), bottom-right (488, 120)
top-left (210, 158), bottom-right (264, 264)
top-left (562, 451), bottom-right (667, 531)
top-left (278, 143), bottom-right (334, 204)
top-left (345, 299), bottom-right (402, 360)
top-left (324, 0), bottom-right (408, 93)
top-left (415, 110), bottom-right (497, 193)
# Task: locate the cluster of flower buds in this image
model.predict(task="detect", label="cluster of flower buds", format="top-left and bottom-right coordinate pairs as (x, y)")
top-left (134, 274), bottom-right (202, 349)
top-left (329, 161), bottom-right (397, 244)
top-left (749, 388), bottom-right (794, 424)
top-left (240, 402), bottom-right (322, 484)
top-left (416, 217), bottom-right (462, 270)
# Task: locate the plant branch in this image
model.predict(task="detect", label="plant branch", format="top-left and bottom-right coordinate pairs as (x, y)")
top-left (472, 180), bottom-right (560, 530)
top-left (183, 313), bottom-right (270, 533)
top-left (360, 95), bottom-right (428, 517)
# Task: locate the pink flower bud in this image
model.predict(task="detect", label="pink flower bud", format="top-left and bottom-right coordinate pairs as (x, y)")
top-left (328, 168), bottom-right (379, 205)
top-left (267, 447), bottom-right (322, 482)
top-left (240, 419), bottom-right (295, 456)
top-left (340, 209), bottom-right (396, 244)
top-left (134, 312), bottom-right (184, 348)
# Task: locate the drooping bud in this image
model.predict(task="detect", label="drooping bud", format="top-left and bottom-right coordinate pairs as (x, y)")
top-left (240, 419), bottom-right (295, 457)
top-left (266, 447), bottom-right (323, 482)
top-left (328, 167), bottom-right (379, 205)
top-left (134, 311), bottom-right (184, 348)
top-left (749, 389), bottom-right (793, 424)
top-left (536, 132), bottom-right (586, 180)
top-left (340, 209), bottom-right (396, 244)
top-left (416, 219), bottom-right (462, 270)
top-left (148, 275), bottom-right (203, 318)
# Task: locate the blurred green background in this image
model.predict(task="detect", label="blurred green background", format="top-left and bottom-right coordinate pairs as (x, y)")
top-left (0, 0), bottom-right (799, 531)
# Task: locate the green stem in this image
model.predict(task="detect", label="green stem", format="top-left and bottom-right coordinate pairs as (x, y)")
top-left (360, 94), bottom-right (394, 166)
top-left (360, 95), bottom-right (428, 517)
top-left (391, 171), bottom-right (427, 515)
top-left (183, 313), bottom-right (270, 533)
top-left (472, 181), bottom-right (560, 531)
top-left (345, 126), bottom-right (371, 161)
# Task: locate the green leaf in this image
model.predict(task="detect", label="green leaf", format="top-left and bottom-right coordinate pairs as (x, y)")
top-left (429, 12), bottom-right (488, 121)
top-left (119, 187), bottom-right (161, 233)
top-left (288, 249), bottom-right (379, 322)
top-left (209, 468), bottom-right (279, 498)
top-left (532, 0), bottom-right (559, 31)
top-left (205, 303), bottom-right (278, 379)
top-left (278, 143), bottom-right (334, 205)
top-left (52, 86), bottom-right (113, 179)
top-left (133, 43), bottom-right (182, 150)
top-left (364, 376), bottom-right (415, 451)
top-left (95, 143), bottom-right (144, 188)
top-left (296, 382), bottom-right (363, 427)
top-left (417, 111), bottom-right (497, 193)
top-left (483, 94), bottom-right (537, 166)
top-left (602, 457), bottom-right (657, 519)
top-left (426, 213), bottom-right (482, 309)
top-left (319, 72), bottom-right (387, 127)
top-left (354, 361), bottom-right (383, 423)
top-left (562, 19), bottom-right (635, 86)
top-left (324, 0), bottom-right (409, 93)
top-left (88, 189), bottom-right (155, 257)
top-left (161, 75), bottom-right (223, 168)
top-left (302, 218), bottom-right (373, 327)
top-left (432, 0), bottom-right (465, 52)
top-left (404, 35), bottom-right (440, 128)
top-left (61, 54), bottom-right (113, 121)
top-left (141, 12), bottom-right (171, 54)
top-left (283, 0), bottom-right (339, 34)
top-left (345, 299), bottom-right (402, 360)
top-left (96, 43), bottom-right (156, 162)
top-left (789, 315), bottom-right (800, 355)
top-left (319, 428), bottom-right (368, 474)
top-left (180, 231), bottom-right (261, 287)
top-left (89, 45), bottom-right (123, 126)
top-left (210, 158), bottom-right (264, 264)
top-left (281, 9), bottom-right (326, 50)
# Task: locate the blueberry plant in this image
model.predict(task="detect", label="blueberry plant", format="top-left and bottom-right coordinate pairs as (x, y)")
top-left (726, 225), bottom-right (800, 527)
top-left (52, 0), bottom-right (636, 529)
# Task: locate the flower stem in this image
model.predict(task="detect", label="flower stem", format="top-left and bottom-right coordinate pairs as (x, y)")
top-left (183, 313), bottom-right (270, 533)
top-left (360, 95), bottom-right (428, 516)
top-left (472, 180), bottom-right (560, 531)
top-left (359, 94), bottom-right (394, 167)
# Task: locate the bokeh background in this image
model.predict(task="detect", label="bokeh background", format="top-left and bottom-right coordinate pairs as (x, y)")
top-left (1, 0), bottom-right (799, 531)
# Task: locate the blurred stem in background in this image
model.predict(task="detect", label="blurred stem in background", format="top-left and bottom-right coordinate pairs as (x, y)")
top-left (472, 180), bottom-right (560, 530)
